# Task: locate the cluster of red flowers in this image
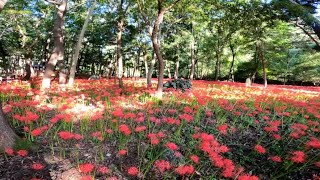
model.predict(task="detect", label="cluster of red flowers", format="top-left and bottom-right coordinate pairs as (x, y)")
top-left (79, 163), bottom-right (95, 173)
top-left (58, 131), bottom-right (83, 140)
top-left (118, 124), bottom-right (131, 136)
top-left (174, 165), bottom-right (194, 176)
top-left (13, 111), bottom-right (39, 124)
top-left (154, 159), bottom-right (171, 173)
top-left (5, 148), bottom-right (28, 157)
top-left (31, 125), bottom-right (49, 136)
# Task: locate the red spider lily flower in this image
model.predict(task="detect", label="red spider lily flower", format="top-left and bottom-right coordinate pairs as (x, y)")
top-left (315, 162), bottom-right (320, 168)
top-left (5, 148), bottom-right (14, 156)
top-left (237, 174), bottom-right (259, 180)
top-left (17, 150), bottom-right (28, 157)
top-left (205, 110), bottom-right (213, 117)
top-left (306, 137), bottom-right (320, 149)
top-left (134, 126), bottom-right (147, 133)
top-left (32, 163), bottom-right (44, 170)
top-left (127, 166), bottom-right (139, 176)
top-left (218, 124), bottom-right (228, 135)
top-left (105, 129), bottom-right (113, 134)
top-left (23, 126), bottom-right (29, 132)
top-left (254, 145), bottom-right (266, 154)
top-left (79, 163), bottom-right (95, 173)
top-left (118, 124), bottom-right (131, 136)
top-left (174, 151), bottom-right (182, 158)
top-left (154, 160), bottom-right (171, 173)
top-left (179, 113), bottom-right (193, 122)
top-left (291, 151), bottom-right (306, 163)
top-left (98, 166), bottom-right (110, 174)
top-left (157, 131), bottom-right (166, 138)
top-left (221, 159), bottom-right (235, 178)
top-left (30, 178), bottom-right (41, 180)
top-left (118, 149), bottom-right (127, 156)
top-left (73, 134), bottom-right (83, 140)
top-left (31, 126), bottom-right (48, 137)
top-left (81, 175), bottom-right (93, 180)
top-left (175, 165), bottom-right (194, 176)
top-left (58, 131), bottom-right (74, 140)
top-left (111, 108), bottom-right (123, 118)
top-left (190, 155), bottom-right (200, 164)
top-left (270, 156), bottom-right (282, 163)
top-left (272, 134), bottom-right (281, 140)
top-left (166, 142), bottom-right (178, 151)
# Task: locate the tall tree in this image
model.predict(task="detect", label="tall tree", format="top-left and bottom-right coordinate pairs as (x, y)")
top-left (68, 0), bottom-right (96, 87)
top-left (41, 0), bottom-right (68, 90)
top-left (138, 0), bottom-right (182, 97)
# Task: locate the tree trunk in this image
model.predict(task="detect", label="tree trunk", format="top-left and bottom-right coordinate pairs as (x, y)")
top-left (228, 43), bottom-right (236, 82)
top-left (174, 59), bottom-right (179, 79)
top-left (257, 41), bottom-right (267, 88)
top-left (152, 8), bottom-right (166, 97)
top-left (117, 0), bottom-right (125, 88)
top-left (0, 101), bottom-right (18, 151)
top-left (189, 24), bottom-right (196, 80)
top-left (214, 50), bottom-right (220, 81)
top-left (147, 53), bottom-right (155, 87)
top-left (166, 61), bottom-right (171, 79)
top-left (68, 0), bottom-right (95, 87)
top-left (41, 0), bottom-right (67, 90)
top-left (0, 0), bottom-right (7, 12)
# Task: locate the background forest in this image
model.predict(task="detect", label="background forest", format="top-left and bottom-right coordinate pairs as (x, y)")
top-left (1, 0), bottom-right (320, 88)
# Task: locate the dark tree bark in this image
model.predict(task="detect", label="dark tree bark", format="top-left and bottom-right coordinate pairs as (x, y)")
top-left (0, 101), bottom-right (18, 151)
top-left (22, 60), bottom-right (31, 81)
top-left (41, 0), bottom-right (67, 90)
top-left (257, 41), bottom-right (267, 88)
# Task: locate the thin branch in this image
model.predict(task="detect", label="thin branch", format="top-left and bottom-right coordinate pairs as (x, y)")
top-left (295, 21), bottom-right (320, 47)
top-left (45, 0), bottom-right (62, 5)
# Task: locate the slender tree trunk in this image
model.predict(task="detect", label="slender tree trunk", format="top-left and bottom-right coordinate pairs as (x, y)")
top-left (189, 24), bottom-right (196, 80)
top-left (0, 0), bottom-right (7, 12)
top-left (68, 0), bottom-right (95, 87)
top-left (214, 50), bottom-right (220, 81)
top-left (147, 53), bottom-right (156, 87)
top-left (228, 43), bottom-right (236, 82)
top-left (0, 101), bottom-right (18, 151)
top-left (152, 8), bottom-right (166, 96)
top-left (257, 41), bottom-right (267, 88)
top-left (174, 59), bottom-right (179, 79)
top-left (166, 61), bottom-right (171, 79)
top-left (41, 0), bottom-right (67, 90)
top-left (143, 52), bottom-right (148, 79)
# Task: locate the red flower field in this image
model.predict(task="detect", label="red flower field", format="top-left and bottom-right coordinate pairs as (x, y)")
top-left (0, 78), bottom-right (319, 179)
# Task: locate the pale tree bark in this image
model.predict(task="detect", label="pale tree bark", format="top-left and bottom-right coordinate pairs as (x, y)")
top-left (41, 0), bottom-right (67, 90)
top-left (117, 0), bottom-right (125, 88)
top-left (0, 0), bottom-right (7, 12)
top-left (68, 0), bottom-right (96, 87)
top-left (189, 23), bottom-right (196, 80)
top-left (174, 60), bottom-right (179, 79)
top-left (147, 53), bottom-right (156, 86)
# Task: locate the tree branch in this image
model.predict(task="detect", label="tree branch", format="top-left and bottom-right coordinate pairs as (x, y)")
top-left (295, 21), bottom-right (320, 47)
top-left (45, 0), bottom-right (62, 5)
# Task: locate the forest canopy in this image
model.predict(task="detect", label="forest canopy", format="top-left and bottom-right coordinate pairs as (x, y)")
top-left (0, 0), bottom-right (320, 88)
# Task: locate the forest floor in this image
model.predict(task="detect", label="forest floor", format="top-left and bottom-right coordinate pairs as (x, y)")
top-left (0, 78), bottom-right (320, 180)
